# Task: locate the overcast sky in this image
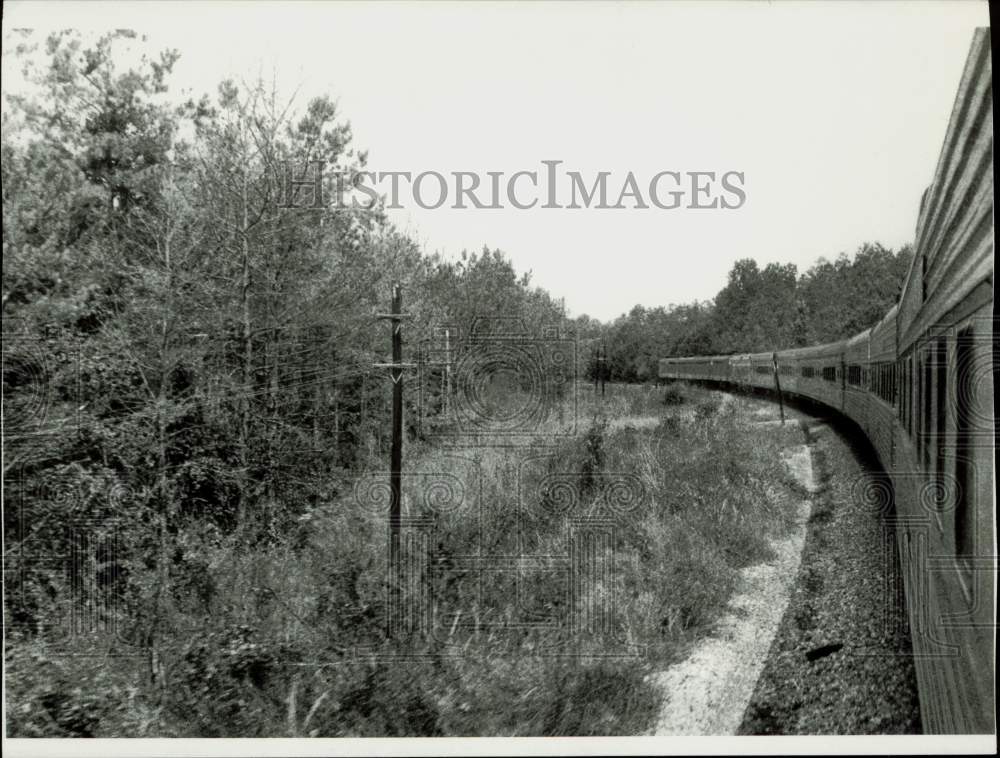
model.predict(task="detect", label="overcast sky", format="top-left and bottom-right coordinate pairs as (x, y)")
top-left (2, 1), bottom-right (990, 321)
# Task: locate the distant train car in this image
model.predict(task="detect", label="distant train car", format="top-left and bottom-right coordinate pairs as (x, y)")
top-left (658, 28), bottom-right (994, 734)
top-left (866, 305), bottom-right (899, 466)
top-left (843, 329), bottom-right (872, 426)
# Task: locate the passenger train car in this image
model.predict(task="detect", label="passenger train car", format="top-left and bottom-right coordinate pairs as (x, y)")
top-left (660, 28), bottom-right (994, 734)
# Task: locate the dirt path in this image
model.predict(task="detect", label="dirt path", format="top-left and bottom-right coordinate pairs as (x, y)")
top-left (651, 434), bottom-right (816, 735)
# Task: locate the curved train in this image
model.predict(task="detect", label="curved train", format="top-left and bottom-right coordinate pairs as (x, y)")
top-left (660, 28), bottom-right (994, 734)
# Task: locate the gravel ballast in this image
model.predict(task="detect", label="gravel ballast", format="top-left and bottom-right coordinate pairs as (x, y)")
top-left (738, 412), bottom-right (922, 734)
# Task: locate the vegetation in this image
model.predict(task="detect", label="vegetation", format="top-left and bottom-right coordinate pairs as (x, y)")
top-left (1, 30), bottom-right (910, 736)
top-left (6, 380), bottom-right (804, 736)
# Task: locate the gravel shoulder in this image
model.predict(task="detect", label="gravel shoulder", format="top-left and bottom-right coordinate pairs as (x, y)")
top-left (651, 443), bottom-right (813, 735)
top-left (738, 413), bottom-right (921, 734)
top-left (648, 395), bottom-right (921, 735)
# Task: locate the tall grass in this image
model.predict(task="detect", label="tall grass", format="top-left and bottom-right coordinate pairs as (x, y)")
top-left (6, 384), bottom-right (801, 736)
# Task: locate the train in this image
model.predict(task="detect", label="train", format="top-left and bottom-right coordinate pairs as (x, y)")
top-left (659, 28), bottom-right (994, 734)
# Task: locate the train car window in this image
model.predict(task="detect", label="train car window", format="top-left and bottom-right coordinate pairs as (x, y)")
top-left (907, 357), bottom-right (914, 434)
top-left (822, 366), bottom-right (836, 382)
top-left (900, 360), bottom-right (906, 423)
top-left (899, 358), bottom-right (910, 424)
top-left (916, 356), bottom-right (923, 452)
top-left (954, 327), bottom-right (975, 557)
top-left (908, 358), bottom-right (913, 432)
top-left (909, 357), bottom-right (915, 433)
top-left (801, 366), bottom-right (815, 379)
top-left (935, 338), bottom-right (948, 487)
top-left (922, 353), bottom-right (932, 469)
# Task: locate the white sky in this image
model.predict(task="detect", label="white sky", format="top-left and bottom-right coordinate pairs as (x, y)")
top-left (2, 0), bottom-right (990, 321)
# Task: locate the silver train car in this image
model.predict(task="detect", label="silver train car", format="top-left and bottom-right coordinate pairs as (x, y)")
top-left (660, 28), bottom-right (994, 734)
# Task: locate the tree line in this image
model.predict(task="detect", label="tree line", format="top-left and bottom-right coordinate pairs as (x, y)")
top-left (594, 244), bottom-right (912, 384)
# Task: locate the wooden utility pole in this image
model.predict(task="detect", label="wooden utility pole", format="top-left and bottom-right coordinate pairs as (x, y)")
top-left (444, 327), bottom-right (452, 418)
top-left (593, 344), bottom-right (599, 396)
top-left (772, 351), bottom-right (785, 425)
top-left (558, 299), bottom-right (566, 426)
top-left (600, 341), bottom-right (607, 398)
top-left (375, 284), bottom-right (414, 634)
top-left (388, 286), bottom-right (403, 630)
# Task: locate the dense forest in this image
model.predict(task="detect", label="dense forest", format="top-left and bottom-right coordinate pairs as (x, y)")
top-left (3, 31), bottom-right (912, 736)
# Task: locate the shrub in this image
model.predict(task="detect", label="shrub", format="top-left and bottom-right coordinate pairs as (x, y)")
top-left (658, 415), bottom-right (682, 437)
top-left (694, 396), bottom-right (721, 422)
top-left (580, 414), bottom-right (608, 494)
top-left (662, 383), bottom-right (686, 406)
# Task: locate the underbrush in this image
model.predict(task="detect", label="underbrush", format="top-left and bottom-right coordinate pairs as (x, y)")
top-left (662, 382), bottom-right (687, 407)
top-left (6, 385), bottom-right (798, 737)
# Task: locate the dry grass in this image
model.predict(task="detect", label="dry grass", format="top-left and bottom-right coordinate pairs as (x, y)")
top-left (6, 383), bottom-right (803, 736)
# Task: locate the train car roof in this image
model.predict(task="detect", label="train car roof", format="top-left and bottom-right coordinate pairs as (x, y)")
top-left (777, 338), bottom-right (852, 360)
top-left (659, 355), bottom-right (731, 363)
top-left (846, 329), bottom-right (872, 349)
top-left (878, 304), bottom-right (899, 326)
top-left (870, 304), bottom-right (898, 341)
top-left (900, 27), bottom-right (992, 311)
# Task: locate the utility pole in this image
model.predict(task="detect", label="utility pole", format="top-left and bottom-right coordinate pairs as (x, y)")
top-left (415, 341), bottom-right (424, 439)
top-left (444, 327), bottom-right (452, 419)
top-left (593, 344), bottom-right (600, 396)
top-left (558, 299), bottom-right (565, 426)
top-left (600, 341), bottom-right (607, 398)
top-left (375, 284), bottom-right (414, 635)
top-left (772, 351), bottom-right (785, 425)
top-left (430, 327), bottom-right (452, 422)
